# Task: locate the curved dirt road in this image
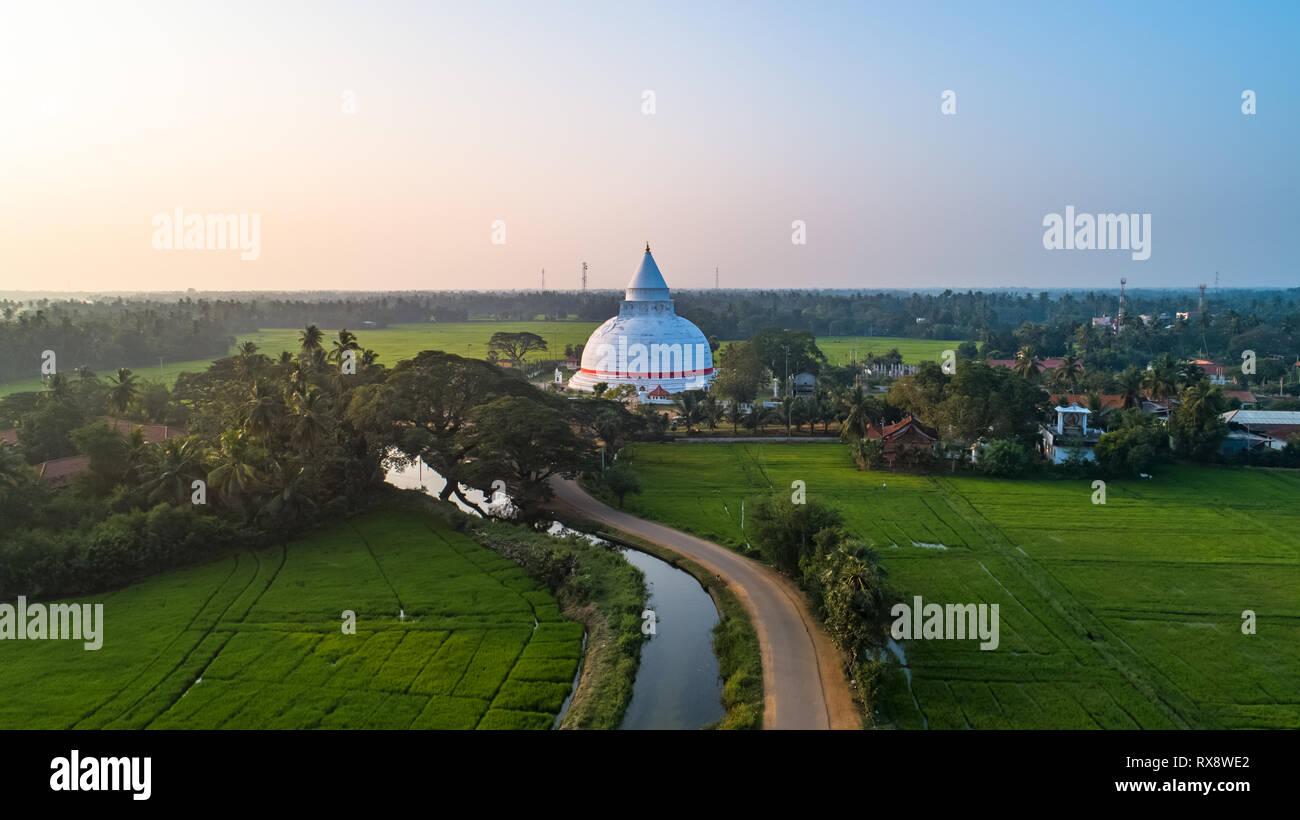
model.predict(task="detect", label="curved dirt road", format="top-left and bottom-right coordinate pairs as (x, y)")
top-left (551, 478), bottom-right (858, 730)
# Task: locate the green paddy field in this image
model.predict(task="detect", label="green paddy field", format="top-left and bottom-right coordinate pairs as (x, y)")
top-left (616, 442), bottom-right (1300, 729)
top-left (0, 506), bottom-right (582, 729)
top-left (0, 321), bottom-right (601, 398)
top-left (0, 322), bottom-right (959, 398)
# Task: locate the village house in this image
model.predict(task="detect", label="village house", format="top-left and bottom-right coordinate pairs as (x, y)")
top-left (1191, 359), bottom-right (1231, 386)
top-left (864, 416), bottom-right (940, 467)
top-left (1220, 409), bottom-right (1300, 450)
top-left (792, 372), bottom-right (816, 397)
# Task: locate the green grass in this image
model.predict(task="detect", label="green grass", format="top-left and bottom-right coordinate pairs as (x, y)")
top-left (0, 505), bottom-right (583, 729)
top-left (814, 336), bottom-right (963, 366)
top-left (0, 322), bottom-right (599, 398)
top-left (616, 443), bottom-right (1300, 729)
top-left (237, 321), bottom-right (601, 369)
top-left (0, 327), bottom-right (960, 399)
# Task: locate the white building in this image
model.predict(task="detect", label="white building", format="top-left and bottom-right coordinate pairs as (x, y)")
top-left (1039, 402), bottom-right (1101, 463)
top-left (567, 245), bottom-right (714, 402)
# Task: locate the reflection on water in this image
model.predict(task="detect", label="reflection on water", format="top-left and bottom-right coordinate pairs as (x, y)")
top-left (618, 548), bottom-right (725, 730)
top-left (385, 457), bottom-right (515, 517)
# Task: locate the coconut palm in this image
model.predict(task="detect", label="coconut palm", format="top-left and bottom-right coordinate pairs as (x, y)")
top-left (1144, 353), bottom-right (1180, 401)
top-left (289, 389), bottom-right (330, 454)
top-left (206, 430), bottom-right (264, 513)
top-left (106, 367), bottom-right (138, 426)
top-left (839, 386), bottom-right (872, 442)
top-left (298, 325), bottom-right (325, 359)
top-left (141, 438), bottom-right (206, 505)
top-left (328, 329), bottom-right (359, 365)
top-left (259, 460), bottom-right (318, 526)
top-left (1013, 346), bottom-right (1041, 381)
top-left (1057, 355), bottom-right (1082, 391)
top-left (242, 380), bottom-right (282, 438)
top-left (672, 390), bottom-right (704, 434)
top-left (1117, 366), bottom-right (1144, 409)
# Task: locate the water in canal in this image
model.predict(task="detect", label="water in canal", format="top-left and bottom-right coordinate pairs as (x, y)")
top-left (386, 458), bottom-right (726, 729)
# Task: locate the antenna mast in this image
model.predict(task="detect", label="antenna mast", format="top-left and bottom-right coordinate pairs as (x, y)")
top-left (541, 268), bottom-right (545, 289)
top-left (581, 262), bottom-right (587, 291)
top-left (715, 267), bottom-right (719, 289)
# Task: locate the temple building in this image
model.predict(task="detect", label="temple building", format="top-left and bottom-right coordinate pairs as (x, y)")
top-left (568, 245), bottom-right (714, 401)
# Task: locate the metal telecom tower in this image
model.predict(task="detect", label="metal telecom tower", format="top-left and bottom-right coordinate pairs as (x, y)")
top-left (581, 262), bottom-right (587, 291)
top-left (715, 267), bottom-right (719, 289)
top-left (1117, 277), bottom-right (1127, 330)
top-left (541, 268), bottom-right (545, 289)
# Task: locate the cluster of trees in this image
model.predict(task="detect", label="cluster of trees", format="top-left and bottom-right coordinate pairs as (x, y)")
top-left (348, 350), bottom-right (600, 517)
top-left (1, 325), bottom-right (647, 598)
top-left (748, 496), bottom-right (894, 699)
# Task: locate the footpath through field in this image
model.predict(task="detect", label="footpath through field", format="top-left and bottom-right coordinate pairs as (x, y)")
top-left (550, 478), bottom-right (859, 730)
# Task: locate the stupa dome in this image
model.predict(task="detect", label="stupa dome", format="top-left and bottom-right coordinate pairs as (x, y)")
top-left (567, 245), bottom-right (713, 401)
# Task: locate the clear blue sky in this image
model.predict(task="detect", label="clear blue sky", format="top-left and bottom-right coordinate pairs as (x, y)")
top-left (0, 0), bottom-right (1294, 291)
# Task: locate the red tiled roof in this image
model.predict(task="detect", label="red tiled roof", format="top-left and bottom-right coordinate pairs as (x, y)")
top-left (647, 385), bottom-right (671, 399)
top-left (36, 456), bottom-right (90, 486)
top-left (866, 415), bottom-right (940, 442)
top-left (1050, 393), bottom-right (1126, 410)
top-left (1222, 390), bottom-right (1257, 403)
top-left (102, 418), bottom-right (186, 443)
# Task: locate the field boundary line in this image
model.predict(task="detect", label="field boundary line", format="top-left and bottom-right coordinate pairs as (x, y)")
top-left (71, 554), bottom-right (245, 729)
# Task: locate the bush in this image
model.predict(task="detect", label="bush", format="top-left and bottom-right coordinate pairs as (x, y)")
top-left (978, 438), bottom-right (1034, 477)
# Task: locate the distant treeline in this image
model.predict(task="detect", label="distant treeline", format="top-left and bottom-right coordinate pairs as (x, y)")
top-left (4, 287), bottom-right (1298, 383)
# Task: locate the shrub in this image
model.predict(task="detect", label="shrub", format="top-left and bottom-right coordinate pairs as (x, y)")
top-left (978, 438), bottom-right (1034, 477)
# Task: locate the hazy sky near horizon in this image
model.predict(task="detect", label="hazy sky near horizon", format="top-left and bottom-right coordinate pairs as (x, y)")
top-left (1, 0), bottom-right (1296, 293)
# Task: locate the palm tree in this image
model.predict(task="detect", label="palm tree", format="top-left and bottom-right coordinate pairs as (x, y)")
top-left (1057, 355), bottom-right (1082, 392)
top-left (235, 341), bottom-right (261, 382)
top-left (243, 380), bottom-right (282, 438)
top-left (141, 438), bottom-right (206, 505)
top-left (672, 391), bottom-right (704, 434)
top-left (298, 325), bottom-right (325, 359)
top-left (839, 386), bottom-right (872, 442)
top-left (1013, 346), bottom-right (1041, 381)
top-left (1117, 366), bottom-right (1144, 409)
top-left (259, 460), bottom-right (318, 526)
top-left (206, 430), bottom-right (263, 514)
top-left (106, 367), bottom-right (138, 426)
top-left (290, 389), bottom-right (330, 455)
top-left (1144, 354), bottom-right (1180, 401)
top-left (328, 329), bottom-right (359, 365)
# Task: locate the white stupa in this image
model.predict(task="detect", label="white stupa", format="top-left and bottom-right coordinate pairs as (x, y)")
top-left (568, 244), bottom-right (713, 401)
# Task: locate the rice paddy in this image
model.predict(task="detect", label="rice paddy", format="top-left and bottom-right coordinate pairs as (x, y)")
top-left (0, 506), bottom-right (583, 729)
top-left (615, 442), bottom-right (1300, 729)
